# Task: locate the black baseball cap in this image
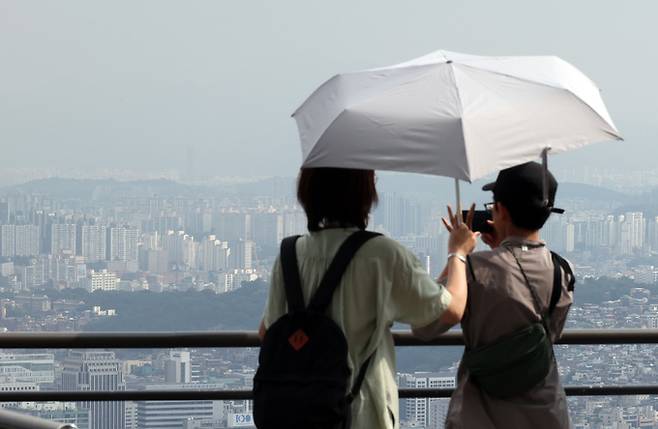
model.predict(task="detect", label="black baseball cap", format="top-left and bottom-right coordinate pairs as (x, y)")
top-left (482, 162), bottom-right (564, 214)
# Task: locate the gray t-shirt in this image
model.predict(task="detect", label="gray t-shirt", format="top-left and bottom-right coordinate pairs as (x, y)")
top-left (445, 236), bottom-right (574, 429)
top-left (263, 228), bottom-right (452, 429)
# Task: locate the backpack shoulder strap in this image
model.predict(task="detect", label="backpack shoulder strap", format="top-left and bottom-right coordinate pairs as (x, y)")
top-left (280, 235), bottom-right (304, 313)
top-left (549, 251), bottom-right (576, 315)
top-left (347, 353), bottom-right (374, 404)
top-left (307, 230), bottom-right (382, 313)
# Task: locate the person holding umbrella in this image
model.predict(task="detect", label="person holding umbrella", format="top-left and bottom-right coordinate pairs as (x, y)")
top-left (256, 167), bottom-right (478, 429)
top-left (267, 49), bottom-right (618, 428)
top-left (415, 162), bottom-right (576, 428)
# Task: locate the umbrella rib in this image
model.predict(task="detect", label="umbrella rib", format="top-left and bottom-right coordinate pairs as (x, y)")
top-left (301, 66), bottom-right (444, 165)
top-left (446, 63), bottom-right (471, 183)
top-left (301, 109), bottom-right (351, 164)
top-left (455, 62), bottom-right (574, 93)
top-left (454, 62), bottom-right (619, 135)
top-left (291, 74), bottom-right (341, 118)
top-left (557, 88), bottom-right (623, 141)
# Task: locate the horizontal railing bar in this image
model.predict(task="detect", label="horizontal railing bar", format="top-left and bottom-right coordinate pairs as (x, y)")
top-left (0, 329), bottom-right (657, 349)
top-left (1, 386), bottom-right (657, 402)
top-left (0, 390), bottom-right (253, 402)
top-left (0, 331), bottom-right (258, 349)
top-left (399, 329), bottom-right (658, 346)
top-left (549, 329), bottom-right (658, 345)
top-left (400, 385), bottom-right (658, 398)
top-left (563, 385), bottom-right (658, 396)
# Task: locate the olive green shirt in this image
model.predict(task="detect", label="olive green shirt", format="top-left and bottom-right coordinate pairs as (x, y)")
top-left (263, 228), bottom-right (452, 429)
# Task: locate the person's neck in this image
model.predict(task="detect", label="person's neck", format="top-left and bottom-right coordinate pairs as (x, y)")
top-left (504, 226), bottom-right (540, 242)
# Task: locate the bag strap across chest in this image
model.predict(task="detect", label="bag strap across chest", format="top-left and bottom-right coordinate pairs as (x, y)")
top-left (507, 247), bottom-right (575, 334)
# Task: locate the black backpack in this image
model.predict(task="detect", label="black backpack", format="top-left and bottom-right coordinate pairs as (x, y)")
top-left (253, 230), bottom-right (381, 429)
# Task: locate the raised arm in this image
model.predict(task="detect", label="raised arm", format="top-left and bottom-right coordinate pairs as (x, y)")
top-left (439, 205), bottom-right (479, 324)
top-left (413, 205), bottom-right (478, 338)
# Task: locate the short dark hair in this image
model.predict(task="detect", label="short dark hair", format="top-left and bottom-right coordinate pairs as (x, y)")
top-left (498, 200), bottom-right (551, 231)
top-left (297, 168), bottom-right (378, 232)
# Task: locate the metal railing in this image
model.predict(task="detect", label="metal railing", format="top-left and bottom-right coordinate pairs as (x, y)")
top-left (0, 408), bottom-right (77, 429)
top-left (0, 329), bottom-right (656, 402)
top-left (2, 328), bottom-right (657, 348)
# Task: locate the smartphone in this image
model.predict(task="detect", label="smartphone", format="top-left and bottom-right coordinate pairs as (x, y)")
top-left (462, 210), bottom-right (493, 234)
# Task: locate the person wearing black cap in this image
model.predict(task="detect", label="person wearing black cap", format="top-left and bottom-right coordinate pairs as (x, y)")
top-left (481, 160), bottom-right (565, 238)
top-left (414, 161), bottom-right (575, 429)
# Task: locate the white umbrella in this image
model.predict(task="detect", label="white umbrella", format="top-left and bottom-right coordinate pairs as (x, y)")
top-left (292, 50), bottom-right (622, 208)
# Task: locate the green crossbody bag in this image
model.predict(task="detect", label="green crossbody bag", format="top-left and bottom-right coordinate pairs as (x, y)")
top-left (461, 248), bottom-right (574, 398)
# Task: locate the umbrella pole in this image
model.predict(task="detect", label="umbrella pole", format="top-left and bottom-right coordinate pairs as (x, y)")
top-left (454, 178), bottom-right (462, 223)
top-left (541, 147), bottom-right (551, 206)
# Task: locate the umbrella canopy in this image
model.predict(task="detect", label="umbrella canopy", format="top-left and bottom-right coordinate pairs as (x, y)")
top-left (292, 50), bottom-right (622, 182)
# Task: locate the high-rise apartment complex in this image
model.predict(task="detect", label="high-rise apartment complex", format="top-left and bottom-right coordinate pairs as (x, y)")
top-left (543, 212), bottom-right (650, 256)
top-left (15, 225), bottom-right (40, 257)
top-left (50, 224), bottom-right (77, 255)
top-left (197, 236), bottom-right (230, 272)
top-left (375, 193), bottom-right (427, 237)
top-left (231, 240), bottom-right (254, 270)
top-left (109, 227), bottom-right (140, 262)
top-left (212, 212), bottom-right (248, 243)
top-left (0, 224), bottom-right (16, 257)
top-left (163, 231), bottom-right (195, 267)
top-left (80, 225), bottom-right (107, 262)
top-left (0, 202), bottom-right (9, 224)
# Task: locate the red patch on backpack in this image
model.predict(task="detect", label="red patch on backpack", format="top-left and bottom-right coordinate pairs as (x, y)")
top-left (288, 329), bottom-right (309, 351)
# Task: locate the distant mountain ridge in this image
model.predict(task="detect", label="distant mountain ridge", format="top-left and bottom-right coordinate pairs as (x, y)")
top-left (0, 177), bottom-right (295, 199)
top-left (557, 182), bottom-right (630, 202)
top-left (1, 177), bottom-right (195, 198)
top-left (0, 176), bottom-right (634, 203)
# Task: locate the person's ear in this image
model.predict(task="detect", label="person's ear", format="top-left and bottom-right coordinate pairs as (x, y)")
top-left (497, 203), bottom-right (511, 223)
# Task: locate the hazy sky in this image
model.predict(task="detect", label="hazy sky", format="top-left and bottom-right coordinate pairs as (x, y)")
top-left (1, 1), bottom-right (657, 179)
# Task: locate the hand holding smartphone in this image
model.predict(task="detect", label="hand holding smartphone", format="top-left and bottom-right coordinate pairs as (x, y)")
top-left (462, 210), bottom-right (493, 234)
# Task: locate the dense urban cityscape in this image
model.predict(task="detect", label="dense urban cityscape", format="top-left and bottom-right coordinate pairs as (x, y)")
top-left (0, 173), bottom-right (656, 428)
top-left (2, 0), bottom-right (656, 427)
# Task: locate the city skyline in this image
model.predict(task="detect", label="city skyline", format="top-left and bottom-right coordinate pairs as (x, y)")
top-left (2, 1), bottom-right (658, 428)
top-left (0, 178), bottom-right (657, 427)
